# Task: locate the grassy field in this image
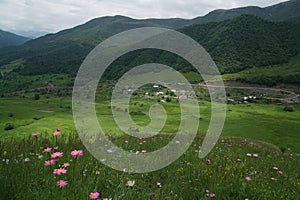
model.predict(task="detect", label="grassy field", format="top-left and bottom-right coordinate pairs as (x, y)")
top-left (1, 132), bottom-right (299, 199)
top-left (0, 89), bottom-right (299, 151)
top-left (0, 87), bottom-right (299, 199)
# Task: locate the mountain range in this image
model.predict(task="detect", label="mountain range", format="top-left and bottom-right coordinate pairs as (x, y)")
top-left (0, 30), bottom-right (31, 48)
top-left (0, 0), bottom-right (299, 92)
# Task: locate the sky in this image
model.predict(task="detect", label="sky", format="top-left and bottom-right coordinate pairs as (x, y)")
top-left (0, 0), bottom-right (288, 37)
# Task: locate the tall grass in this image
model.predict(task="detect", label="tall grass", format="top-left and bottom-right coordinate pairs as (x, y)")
top-left (0, 131), bottom-right (299, 199)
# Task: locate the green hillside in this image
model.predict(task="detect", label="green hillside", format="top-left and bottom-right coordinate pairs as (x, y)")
top-left (180, 15), bottom-right (300, 73)
top-left (0, 30), bottom-right (31, 48)
top-left (1, 15), bottom-right (299, 75)
top-left (223, 53), bottom-right (300, 86)
top-left (264, 0), bottom-right (300, 22)
top-left (0, 15), bottom-right (191, 76)
top-left (0, 1), bottom-right (299, 92)
top-left (194, 0), bottom-right (300, 23)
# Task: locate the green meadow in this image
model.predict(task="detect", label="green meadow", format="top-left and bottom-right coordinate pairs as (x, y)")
top-left (1, 1), bottom-right (300, 198)
top-left (0, 86), bottom-right (300, 199)
top-left (1, 88), bottom-right (299, 151)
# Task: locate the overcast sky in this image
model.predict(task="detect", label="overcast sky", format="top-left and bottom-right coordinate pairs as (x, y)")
top-left (0, 0), bottom-right (287, 35)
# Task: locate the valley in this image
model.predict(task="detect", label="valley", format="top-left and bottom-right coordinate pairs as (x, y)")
top-left (0, 0), bottom-right (299, 199)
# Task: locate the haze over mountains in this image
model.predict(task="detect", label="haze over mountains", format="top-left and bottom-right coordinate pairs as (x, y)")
top-left (0, 0), bottom-right (299, 92)
top-left (0, 30), bottom-right (31, 48)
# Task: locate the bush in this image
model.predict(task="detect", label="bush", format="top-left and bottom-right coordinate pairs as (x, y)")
top-left (284, 106), bottom-right (294, 112)
top-left (129, 110), bottom-right (145, 115)
top-left (4, 123), bottom-right (14, 130)
top-left (34, 93), bottom-right (40, 100)
top-left (8, 112), bottom-right (14, 117)
top-left (280, 146), bottom-right (286, 153)
top-left (33, 116), bottom-right (43, 120)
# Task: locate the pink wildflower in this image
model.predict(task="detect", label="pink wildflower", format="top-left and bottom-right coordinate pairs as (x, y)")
top-left (89, 192), bottom-right (99, 199)
top-left (51, 152), bottom-right (63, 159)
top-left (44, 160), bottom-right (56, 166)
top-left (53, 168), bottom-right (67, 175)
top-left (52, 131), bottom-right (60, 137)
top-left (56, 180), bottom-right (67, 188)
top-left (245, 176), bottom-right (251, 181)
top-left (210, 193), bottom-right (216, 198)
top-left (44, 147), bottom-right (52, 153)
top-left (70, 150), bottom-right (83, 158)
top-left (32, 132), bottom-right (41, 137)
top-left (62, 162), bottom-right (70, 168)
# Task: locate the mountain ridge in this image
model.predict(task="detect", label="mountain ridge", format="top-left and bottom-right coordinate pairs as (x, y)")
top-left (1, 15), bottom-right (298, 77)
top-left (0, 0), bottom-right (299, 90)
top-left (0, 30), bottom-right (31, 48)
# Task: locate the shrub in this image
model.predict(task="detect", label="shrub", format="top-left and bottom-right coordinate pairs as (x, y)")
top-left (33, 116), bottom-right (43, 120)
top-left (283, 106), bottom-right (294, 112)
top-left (34, 93), bottom-right (40, 100)
top-left (280, 146), bottom-right (286, 153)
top-left (129, 110), bottom-right (145, 115)
top-left (4, 123), bottom-right (14, 130)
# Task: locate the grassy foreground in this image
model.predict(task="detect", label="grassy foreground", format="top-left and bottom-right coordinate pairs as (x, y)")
top-left (1, 131), bottom-right (300, 199)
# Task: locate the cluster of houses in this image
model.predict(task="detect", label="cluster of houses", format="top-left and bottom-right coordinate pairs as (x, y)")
top-left (228, 96), bottom-right (257, 104)
top-left (126, 84), bottom-right (260, 104)
top-left (126, 85), bottom-right (189, 102)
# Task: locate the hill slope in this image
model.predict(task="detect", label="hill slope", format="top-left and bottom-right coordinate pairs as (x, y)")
top-left (0, 30), bottom-right (31, 48)
top-left (193, 0), bottom-right (300, 23)
top-left (1, 15), bottom-right (299, 76)
top-left (0, 15), bottom-right (191, 76)
top-left (180, 15), bottom-right (300, 73)
top-left (0, 1), bottom-right (299, 92)
top-left (0, 0), bottom-right (299, 71)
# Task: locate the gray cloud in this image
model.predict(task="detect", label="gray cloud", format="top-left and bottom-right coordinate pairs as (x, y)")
top-left (0, 0), bottom-right (287, 34)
